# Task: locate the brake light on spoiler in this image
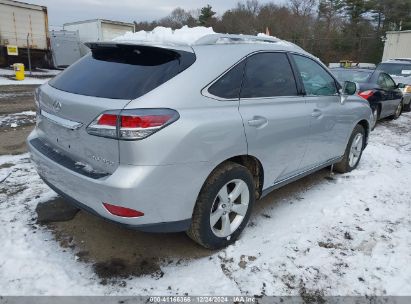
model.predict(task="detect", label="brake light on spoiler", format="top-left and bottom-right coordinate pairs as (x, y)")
top-left (87, 109), bottom-right (179, 140)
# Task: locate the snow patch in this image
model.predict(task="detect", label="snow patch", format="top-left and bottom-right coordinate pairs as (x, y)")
top-left (113, 26), bottom-right (289, 47)
top-left (0, 68), bottom-right (60, 77)
top-left (0, 111), bottom-right (37, 128)
top-left (113, 26), bottom-right (216, 45)
top-left (0, 77), bottom-right (51, 86)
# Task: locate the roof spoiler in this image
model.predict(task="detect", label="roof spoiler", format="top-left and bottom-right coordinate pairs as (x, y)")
top-left (85, 41), bottom-right (194, 53)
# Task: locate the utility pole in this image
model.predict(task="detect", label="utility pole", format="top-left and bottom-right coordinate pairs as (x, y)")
top-left (27, 33), bottom-right (32, 76)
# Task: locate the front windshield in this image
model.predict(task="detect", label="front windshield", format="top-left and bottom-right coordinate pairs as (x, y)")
top-left (377, 63), bottom-right (411, 77)
top-left (332, 69), bottom-right (372, 83)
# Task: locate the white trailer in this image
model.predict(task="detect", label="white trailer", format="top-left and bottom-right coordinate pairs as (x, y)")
top-left (63, 19), bottom-right (135, 55)
top-left (50, 30), bottom-right (81, 68)
top-left (382, 30), bottom-right (411, 61)
top-left (0, 0), bottom-right (51, 66)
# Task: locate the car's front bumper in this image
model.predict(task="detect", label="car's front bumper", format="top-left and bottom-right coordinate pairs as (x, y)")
top-left (27, 130), bottom-right (212, 232)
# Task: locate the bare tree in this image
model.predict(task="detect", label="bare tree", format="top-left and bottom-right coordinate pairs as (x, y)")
top-left (159, 7), bottom-right (197, 28)
top-left (288, 0), bottom-right (317, 16)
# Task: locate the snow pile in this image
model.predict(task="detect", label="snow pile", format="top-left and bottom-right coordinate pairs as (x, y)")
top-left (113, 26), bottom-right (216, 45)
top-left (0, 111), bottom-right (36, 128)
top-left (0, 76), bottom-right (51, 86)
top-left (0, 68), bottom-right (59, 86)
top-left (0, 68), bottom-right (60, 77)
top-left (113, 26), bottom-right (288, 46)
top-left (0, 154), bottom-right (103, 295)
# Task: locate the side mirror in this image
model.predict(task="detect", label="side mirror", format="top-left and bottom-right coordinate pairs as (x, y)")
top-left (342, 81), bottom-right (358, 95)
top-left (397, 83), bottom-right (406, 89)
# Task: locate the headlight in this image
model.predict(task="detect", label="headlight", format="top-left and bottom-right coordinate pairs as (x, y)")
top-left (404, 85), bottom-right (411, 93)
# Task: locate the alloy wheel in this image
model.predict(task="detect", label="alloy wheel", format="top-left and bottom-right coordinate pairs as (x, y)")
top-left (210, 179), bottom-right (250, 238)
top-left (348, 133), bottom-right (363, 168)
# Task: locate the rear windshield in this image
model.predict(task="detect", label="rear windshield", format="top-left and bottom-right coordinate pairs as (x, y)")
top-left (332, 69), bottom-right (372, 83)
top-left (377, 63), bottom-right (411, 77)
top-left (49, 44), bottom-right (196, 100)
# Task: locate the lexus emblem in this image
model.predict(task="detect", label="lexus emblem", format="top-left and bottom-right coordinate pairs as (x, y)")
top-left (52, 100), bottom-right (62, 112)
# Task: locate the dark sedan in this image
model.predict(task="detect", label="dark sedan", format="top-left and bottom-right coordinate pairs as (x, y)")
top-left (331, 68), bottom-right (403, 129)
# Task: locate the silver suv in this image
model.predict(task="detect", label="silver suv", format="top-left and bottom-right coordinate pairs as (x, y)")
top-left (377, 59), bottom-right (411, 111)
top-left (28, 34), bottom-right (372, 249)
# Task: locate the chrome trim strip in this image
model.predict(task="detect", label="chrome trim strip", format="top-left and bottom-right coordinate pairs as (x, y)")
top-left (274, 156), bottom-right (342, 185)
top-left (261, 156), bottom-right (343, 198)
top-left (40, 109), bottom-right (83, 130)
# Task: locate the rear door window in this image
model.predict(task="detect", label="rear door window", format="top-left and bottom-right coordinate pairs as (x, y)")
top-left (49, 45), bottom-right (196, 100)
top-left (383, 73), bottom-right (396, 89)
top-left (292, 54), bottom-right (338, 96)
top-left (240, 52), bottom-right (298, 98)
top-left (377, 73), bottom-right (386, 88)
top-left (377, 73), bottom-right (395, 90)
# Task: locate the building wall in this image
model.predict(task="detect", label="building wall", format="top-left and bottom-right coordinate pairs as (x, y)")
top-left (382, 31), bottom-right (411, 61)
top-left (50, 30), bottom-right (81, 67)
top-left (101, 22), bottom-right (134, 41)
top-left (0, 0), bottom-right (49, 50)
top-left (64, 20), bottom-right (134, 56)
top-left (63, 21), bottom-right (100, 55)
top-left (63, 21), bottom-right (100, 42)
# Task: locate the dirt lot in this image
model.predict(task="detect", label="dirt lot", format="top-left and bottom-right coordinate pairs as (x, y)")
top-left (0, 85), bottom-right (37, 155)
top-left (0, 85), bottom-right (37, 114)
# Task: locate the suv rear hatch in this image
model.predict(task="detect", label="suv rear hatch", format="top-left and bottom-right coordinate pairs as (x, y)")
top-left (35, 43), bottom-right (195, 175)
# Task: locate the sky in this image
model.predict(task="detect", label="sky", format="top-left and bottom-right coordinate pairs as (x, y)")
top-left (26, 0), bottom-right (281, 28)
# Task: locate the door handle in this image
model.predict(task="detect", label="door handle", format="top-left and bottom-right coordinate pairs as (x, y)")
top-left (311, 109), bottom-right (322, 118)
top-left (248, 116), bottom-right (268, 127)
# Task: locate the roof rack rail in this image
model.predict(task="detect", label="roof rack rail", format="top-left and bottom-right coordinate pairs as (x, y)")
top-left (194, 33), bottom-right (280, 45)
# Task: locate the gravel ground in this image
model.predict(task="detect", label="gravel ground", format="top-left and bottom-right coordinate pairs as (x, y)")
top-left (0, 85), bottom-right (37, 155)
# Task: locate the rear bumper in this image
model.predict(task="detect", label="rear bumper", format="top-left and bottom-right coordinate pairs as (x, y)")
top-left (27, 130), bottom-right (212, 232)
top-left (403, 93), bottom-right (411, 105)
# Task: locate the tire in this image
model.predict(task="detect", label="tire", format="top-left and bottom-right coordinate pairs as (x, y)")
top-left (404, 101), bottom-right (411, 112)
top-left (370, 107), bottom-right (378, 131)
top-left (388, 102), bottom-right (403, 120)
top-left (334, 125), bottom-right (365, 173)
top-left (187, 162), bottom-right (255, 249)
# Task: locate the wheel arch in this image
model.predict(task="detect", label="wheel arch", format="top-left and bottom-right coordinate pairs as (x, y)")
top-left (227, 155), bottom-right (264, 199)
top-left (200, 155), bottom-right (264, 201)
top-left (357, 119), bottom-right (370, 146)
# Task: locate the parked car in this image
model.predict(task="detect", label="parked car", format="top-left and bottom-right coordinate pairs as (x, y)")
top-left (28, 34), bottom-right (372, 249)
top-left (331, 67), bottom-right (403, 129)
top-left (376, 59), bottom-right (411, 111)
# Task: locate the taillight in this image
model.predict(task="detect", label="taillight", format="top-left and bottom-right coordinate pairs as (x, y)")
top-left (87, 109), bottom-right (179, 140)
top-left (98, 114), bottom-right (117, 127)
top-left (103, 202), bottom-right (144, 218)
top-left (358, 90), bottom-right (374, 100)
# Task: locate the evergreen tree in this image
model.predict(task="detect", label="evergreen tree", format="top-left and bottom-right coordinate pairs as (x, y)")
top-left (198, 5), bottom-right (216, 26)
